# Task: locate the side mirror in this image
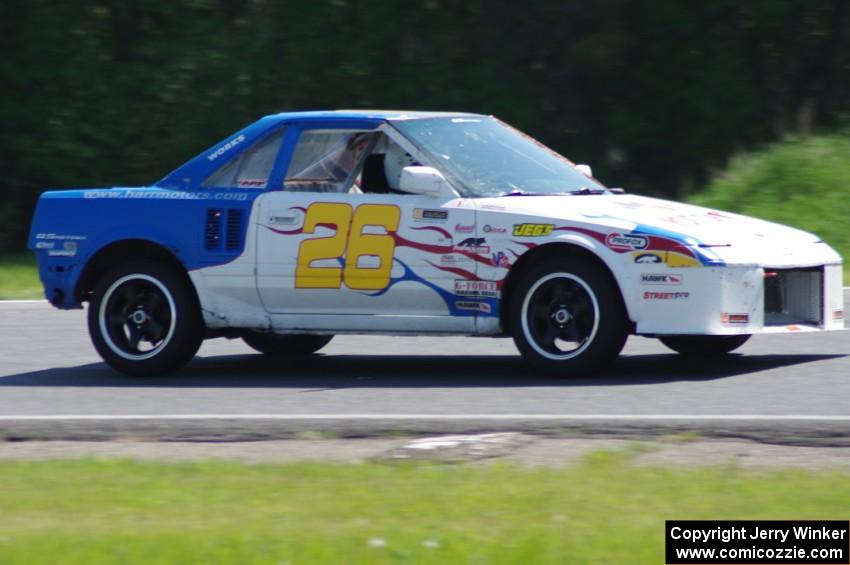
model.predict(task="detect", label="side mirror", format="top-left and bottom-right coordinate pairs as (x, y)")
top-left (575, 164), bottom-right (593, 177)
top-left (399, 166), bottom-right (448, 197)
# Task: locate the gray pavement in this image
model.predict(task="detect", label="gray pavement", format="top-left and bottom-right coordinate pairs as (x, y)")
top-left (0, 292), bottom-right (848, 444)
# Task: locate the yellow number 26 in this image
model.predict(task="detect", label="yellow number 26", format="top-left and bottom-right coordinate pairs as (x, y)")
top-left (295, 203), bottom-right (400, 291)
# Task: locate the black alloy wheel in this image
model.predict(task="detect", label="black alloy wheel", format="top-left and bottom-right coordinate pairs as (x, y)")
top-left (88, 261), bottom-right (202, 376)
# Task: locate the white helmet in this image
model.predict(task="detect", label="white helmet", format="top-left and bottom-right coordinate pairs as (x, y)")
top-left (383, 142), bottom-right (417, 190)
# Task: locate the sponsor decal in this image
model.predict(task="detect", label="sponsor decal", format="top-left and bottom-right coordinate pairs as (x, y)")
top-left (237, 179), bottom-right (267, 188)
top-left (482, 224), bottom-right (506, 233)
top-left (606, 233), bottom-right (648, 251)
top-left (206, 134), bottom-right (246, 161)
top-left (35, 233), bottom-right (87, 241)
top-left (455, 237), bottom-right (490, 254)
top-left (440, 254), bottom-right (470, 264)
top-left (41, 239), bottom-right (78, 256)
top-left (454, 280), bottom-right (499, 298)
top-left (640, 273), bottom-right (683, 285)
top-left (84, 190), bottom-right (249, 201)
top-left (492, 251), bottom-right (511, 268)
top-left (455, 223), bottom-right (474, 233)
top-left (269, 215), bottom-right (298, 225)
top-left (414, 208), bottom-right (448, 222)
top-left (643, 291), bottom-right (690, 300)
top-left (512, 223), bottom-right (554, 237)
top-left (455, 300), bottom-right (492, 313)
top-left (634, 252), bottom-right (663, 264)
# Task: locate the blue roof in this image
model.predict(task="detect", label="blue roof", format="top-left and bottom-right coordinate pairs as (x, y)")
top-left (157, 110), bottom-right (487, 190)
top-left (263, 109), bottom-right (486, 122)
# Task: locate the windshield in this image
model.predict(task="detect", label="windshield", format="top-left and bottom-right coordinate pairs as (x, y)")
top-left (392, 116), bottom-right (606, 197)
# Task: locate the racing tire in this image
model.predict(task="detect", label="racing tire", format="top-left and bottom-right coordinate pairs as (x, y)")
top-left (242, 333), bottom-right (333, 356)
top-left (658, 334), bottom-right (751, 356)
top-left (510, 258), bottom-right (629, 375)
top-left (88, 260), bottom-right (203, 376)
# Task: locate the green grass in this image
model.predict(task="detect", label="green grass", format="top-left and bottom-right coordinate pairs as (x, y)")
top-left (0, 253), bottom-right (41, 300)
top-left (0, 453), bottom-right (848, 564)
top-left (688, 132), bottom-right (850, 280)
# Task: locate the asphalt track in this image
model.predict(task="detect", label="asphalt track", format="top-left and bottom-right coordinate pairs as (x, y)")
top-left (0, 292), bottom-right (848, 445)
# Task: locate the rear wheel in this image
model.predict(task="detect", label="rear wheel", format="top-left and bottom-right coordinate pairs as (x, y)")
top-left (510, 258), bottom-right (629, 375)
top-left (658, 334), bottom-right (750, 355)
top-left (242, 333), bottom-right (333, 356)
top-left (88, 261), bottom-right (203, 376)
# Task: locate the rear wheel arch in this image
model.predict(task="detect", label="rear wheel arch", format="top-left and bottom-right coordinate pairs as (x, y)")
top-left (500, 243), bottom-right (631, 335)
top-left (76, 240), bottom-right (195, 305)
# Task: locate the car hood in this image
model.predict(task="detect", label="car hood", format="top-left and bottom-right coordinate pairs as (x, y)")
top-left (477, 193), bottom-right (840, 265)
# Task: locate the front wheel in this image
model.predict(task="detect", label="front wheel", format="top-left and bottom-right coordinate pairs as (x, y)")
top-left (88, 261), bottom-right (203, 376)
top-left (510, 258), bottom-right (629, 375)
top-left (242, 333), bottom-right (333, 356)
top-left (658, 334), bottom-right (751, 356)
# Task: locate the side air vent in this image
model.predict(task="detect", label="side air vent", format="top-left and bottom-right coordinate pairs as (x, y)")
top-left (225, 209), bottom-right (244, 251)
top-left (205, 208), bottom-right (223, 250)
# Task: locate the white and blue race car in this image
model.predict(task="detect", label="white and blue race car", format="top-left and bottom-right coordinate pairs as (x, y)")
top-left (28, 111), bottom-right (845, 376)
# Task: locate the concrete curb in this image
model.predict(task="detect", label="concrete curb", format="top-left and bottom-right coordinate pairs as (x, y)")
top-left (2, 416), bottom-right (850, 447)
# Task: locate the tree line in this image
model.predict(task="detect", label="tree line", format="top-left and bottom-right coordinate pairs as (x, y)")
top-left (2, 0), bottom-right (848, 250)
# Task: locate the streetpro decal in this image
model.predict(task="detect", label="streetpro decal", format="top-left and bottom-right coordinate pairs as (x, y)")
top-left (640, 273), bottom-right (683, 285)
top-left (512, 223), bottom-right (554, 237)
top-left (643, 291), bottom-right (690, 300)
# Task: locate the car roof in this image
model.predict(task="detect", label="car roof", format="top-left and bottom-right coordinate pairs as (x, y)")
top-left (158, 110), bottom-right (488, 189)
top-left (264, 109), bottom-right (487, 122)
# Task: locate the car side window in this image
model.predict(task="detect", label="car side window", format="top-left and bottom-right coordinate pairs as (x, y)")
top-left (284, 130), bottom-right (375, 193)
top-left (204, 129), bottom-right (284, 189)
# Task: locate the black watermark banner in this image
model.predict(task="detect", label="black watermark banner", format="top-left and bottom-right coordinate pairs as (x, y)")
top-left (666, 520), bottom-right (849, 564)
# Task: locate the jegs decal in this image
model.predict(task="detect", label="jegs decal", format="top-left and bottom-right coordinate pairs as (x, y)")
top-left (512, 223), bottom-right (554, 237)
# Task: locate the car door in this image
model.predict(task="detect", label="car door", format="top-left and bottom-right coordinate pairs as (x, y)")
top-left (255, 125), bottom-right (477, 332)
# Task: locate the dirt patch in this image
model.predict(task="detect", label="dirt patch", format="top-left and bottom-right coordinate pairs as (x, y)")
top-left (1, 436), bottom-right (849, 470)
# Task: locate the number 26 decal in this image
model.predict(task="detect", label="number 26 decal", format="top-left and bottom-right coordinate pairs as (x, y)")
top-left (295, 203), bottom-right (400, 290)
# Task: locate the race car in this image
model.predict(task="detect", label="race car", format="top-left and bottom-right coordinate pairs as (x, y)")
top-left (28, 111), bottom-right (845, 376)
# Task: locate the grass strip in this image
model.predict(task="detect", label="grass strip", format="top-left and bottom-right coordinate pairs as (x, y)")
top-left (689, 132), bottom-right (850, 281)
top-left (0, 253), bottom-right (41, 300)
top-left (0, 452), bottom-right (847, 564)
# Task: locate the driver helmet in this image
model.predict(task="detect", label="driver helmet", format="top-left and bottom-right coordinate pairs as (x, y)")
top-left (383, 142), bottom-right (418, 190)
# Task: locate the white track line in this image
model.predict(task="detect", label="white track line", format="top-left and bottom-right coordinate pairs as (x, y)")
top-left (1, 414), bottom-right (849, 421)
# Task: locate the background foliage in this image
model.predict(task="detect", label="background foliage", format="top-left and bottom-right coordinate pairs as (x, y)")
top-left (2, 0), bottom-right (849, 250)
